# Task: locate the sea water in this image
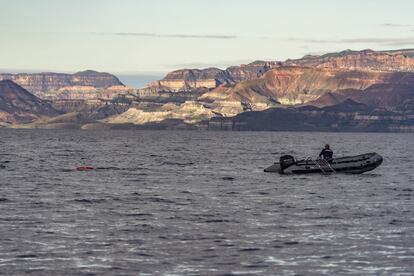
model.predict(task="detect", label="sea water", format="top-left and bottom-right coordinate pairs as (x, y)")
top-left (0, 129), bottom-right (413, 275)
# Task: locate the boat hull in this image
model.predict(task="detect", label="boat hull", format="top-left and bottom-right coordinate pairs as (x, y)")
top-left (264, 152), bottom-right (383, 175)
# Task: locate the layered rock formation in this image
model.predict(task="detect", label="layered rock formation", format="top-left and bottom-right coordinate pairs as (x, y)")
top-left (40, 85), bottom-right (133, 101)
top-left (285, 49), bottom-right (414, 72)
top-left (30, 83), bottom-right (136, 114)
top-left (206, 62), bottom-right (414, 133)
top-left (0, 70), bottom-right (124, 95)
top-left (150, 68), bottom-right (227, 92)
top-left (145, 61), bottom-right (279, 92)
top-left (2, 48), bottom-right (414, 132)
top-left (309, 83), bottom-right (414, 112)
top-left (144, 49), bottom-right (414, 94)
top-left (200, 67), bottom-right (414, 106)
top-left (105, 101), bottom-right (215, 125)
top-left (209, 100), bottom-right (414, 132)
top-left (0, 80), bottom-right (60, 124)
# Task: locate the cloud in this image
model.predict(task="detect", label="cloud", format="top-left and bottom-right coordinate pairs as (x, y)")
top-left (342, 38), bottom-right (414, 46)
top-left (170, 59), bottom-right (255, 69)
top-left (92, 32), bottom-right (238, 40)
top-left (382, 23), bottom-right (414, 28)
top-left (287, 37), bottom-right (414, 46)
top-left (288, 38), bottom-right (333, 44)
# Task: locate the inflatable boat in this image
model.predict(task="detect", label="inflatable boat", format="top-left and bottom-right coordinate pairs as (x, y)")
top-left (264, 152), bottom-right (383, 174)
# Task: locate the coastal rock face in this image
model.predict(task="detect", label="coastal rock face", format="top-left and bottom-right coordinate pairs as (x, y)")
top-left (209, 100), bottom-right (414, 132)
top-left (161, 68), bottom-right (229, 89)
top-left (0, 80), bottom-right (60, 123)
top-left (143, 49), bottom-right (414, 94)
top-left (259, 67), bottom-right (406, 104)
top-left (34, 84), bottom-right (136, 113)
top-left (21, 102), bottom-right (131, 129)
top-left (106, 101), bottom-right (215, 125)
top-left (201, 67), bottom-right (411, 105)
top-left (146, 61), bottom-right (279, 92)
top-left (225, 61), bottom-right (279, 82)
top-left (40, 85), bottom-right (135, 101)
top-left (147, 68), bottom-right (231, 92)
top-left (310, 83), bottom-right (414, 112)
top-left (0, 70), bottom-right (124, 94)
top-left (0, 70), bottom-right (133, 115)
top-left (207, 64), bottom-right (414, 133)
top-left (2, 48), bottom-right (414, 131)
top-left (286, 49), bottom-right (414, 72)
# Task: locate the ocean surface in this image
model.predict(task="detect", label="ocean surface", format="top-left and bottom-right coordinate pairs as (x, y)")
top-left (0, 129), bottom-right (413, 275)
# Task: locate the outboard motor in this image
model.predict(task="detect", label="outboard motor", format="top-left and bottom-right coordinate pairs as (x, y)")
top-left (280, 155), bottom-right (295, 173)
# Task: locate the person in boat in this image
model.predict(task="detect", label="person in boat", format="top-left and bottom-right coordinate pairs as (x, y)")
top-left (319, 144), bottom-right (333, 160)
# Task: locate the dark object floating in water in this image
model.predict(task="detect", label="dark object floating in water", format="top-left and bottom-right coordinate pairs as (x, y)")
top-left (264, 152), bottom-right (383, 174)
top-left (76, 166), bottom-right (95, 171)
top-left (222, 177), bottom-right (235, 180)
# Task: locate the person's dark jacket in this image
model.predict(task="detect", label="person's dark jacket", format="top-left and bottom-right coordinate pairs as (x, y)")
top-left (319, 148), bottom-right (333, 160)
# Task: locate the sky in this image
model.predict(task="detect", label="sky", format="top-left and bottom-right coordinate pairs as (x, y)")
top-left (1, 0), bottom-right (414, 78)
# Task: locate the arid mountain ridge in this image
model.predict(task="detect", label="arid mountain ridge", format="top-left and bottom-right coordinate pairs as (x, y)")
top-left (0, 80), bottom-right (60, 125)
top-left (1, 48), bottom-right (414, 131)
top-left (0, 70), bottom-right (123, 95)
top-left (147, 48), bottom-right (414, 93)
top-left (285, 49), bottom-right (414, 70)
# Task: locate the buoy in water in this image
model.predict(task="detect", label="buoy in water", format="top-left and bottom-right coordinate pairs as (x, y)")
top-left (76, 166), bottom-right (95, 171)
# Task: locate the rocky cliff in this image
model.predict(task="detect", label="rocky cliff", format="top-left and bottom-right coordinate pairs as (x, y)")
top-left (3, 48), bottom-right (414, 132)
top-left (105, 101), bottom-right (215, 125)
top-left (144, 49), bottom-right (414, 94)
top-left (208, 100), bottom-right (414, 132)
top-left (0, 70), bottom-right (124, 95)
top-left (285, 49), bottom-right (414, 72)
top-left (0, 80), bottom-right (60, 124)
top-left (145, 61), bottom-right (279, 92)
top-left (200, 67), bottom-right (414, 106)
top-left (40, 85), bottom-right (133, 101)
top-left (309, 82), bottom-right (414, 112)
